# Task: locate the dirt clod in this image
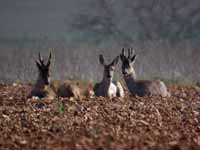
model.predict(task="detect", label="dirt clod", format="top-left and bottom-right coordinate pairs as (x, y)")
top-left (0, 84), bottom-right (199, 149)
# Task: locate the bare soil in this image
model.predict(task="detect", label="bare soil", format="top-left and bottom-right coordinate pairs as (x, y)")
top-left (0, 84), bottom-right (199, 150)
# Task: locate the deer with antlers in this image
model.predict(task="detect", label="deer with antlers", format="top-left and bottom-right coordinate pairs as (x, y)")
top-left (28, 52), bottom-right (55, 98)
top-left (120, 48), bottom-right (170, 97)
top-left (94, 54), bottom-right (124, 98)
top-left (28, 52), bottom-right (84, 99)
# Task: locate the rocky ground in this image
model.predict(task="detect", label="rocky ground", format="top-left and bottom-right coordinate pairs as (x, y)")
top-left (0, 83), bottom-right (199, 150)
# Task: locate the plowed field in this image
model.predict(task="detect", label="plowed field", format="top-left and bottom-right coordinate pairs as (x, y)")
top-left (0, 84), bottom-right (199, 150)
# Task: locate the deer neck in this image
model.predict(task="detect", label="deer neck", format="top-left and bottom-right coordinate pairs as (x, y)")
top-left (124, 70), bottom-right (137, 89)
top-left (35, 74), bottom-right (46, 89)
top-left (101, 75), bottom-right (112, 91)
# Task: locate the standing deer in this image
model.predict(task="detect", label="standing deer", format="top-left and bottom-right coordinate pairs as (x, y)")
top-left (28, 52), bottom-right (55, 98)
top-left (120, 48), bottom-right (170, 97)
top-left (94, 54), bottom-right (124, 98)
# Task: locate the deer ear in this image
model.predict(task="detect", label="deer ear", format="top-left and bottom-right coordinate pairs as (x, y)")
top-left (99, 54), bottom-right (105, 65)
top-left (46, 52), bottom-right (52, 67)
top-left (111, 56), bottom-right (119, 66)
top-left (120, 54), bottom-right (125, 62)
top-left (121, 48), bottom-right (125, 55)
top-left (36, 61), bottom-right (42, 70)
top-left (131, 54), bottom-right (137, 63)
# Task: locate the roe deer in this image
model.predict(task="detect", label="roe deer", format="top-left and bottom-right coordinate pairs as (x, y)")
top-left (54, 80), bottom-right (94, 100)
top-left (120, 48), bottom-right (170, 97)
top-left (28, 52), bottom-right (55, 98)
top-left (52, 80), bottom-right (81, 99)
top-left (28, 52), bottom-right (91, 100)
top-left (94, 54), bottom-right (124, 98)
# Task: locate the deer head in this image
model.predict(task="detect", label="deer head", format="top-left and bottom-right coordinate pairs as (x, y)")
top-left (35, 52), bottom-right (52, 85)
top-left (120, 48), bottom-right (137, 76)
top-left (99, 54), bottom-right (119, 80)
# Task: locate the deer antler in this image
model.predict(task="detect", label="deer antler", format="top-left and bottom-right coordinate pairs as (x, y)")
top-left (128, 48), bottom-right (135, 59)
top-left (130, 48), bottom-right (133, 56)
top-left (38, 52), bottom-right (45, 65)
top-left (128, 48), bottom-right (131, 59)
top-left (46, 51), bottom-right (52, 67)
top-left (121, 48), bottom-right (125, 56)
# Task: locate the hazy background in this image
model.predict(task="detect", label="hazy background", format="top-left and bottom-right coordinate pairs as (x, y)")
top-left (0, 0), bottom-right (200, 83)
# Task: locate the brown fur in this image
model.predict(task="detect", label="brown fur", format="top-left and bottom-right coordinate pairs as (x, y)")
top-left (94, 54), bottom-right (124, 98)
top-left (28, 52), bottom-right (53, 98)
top-left (50, 80), bottom-right (94, 100)
top-left (120, 48), bottom-right (170, 97)
top-left (29, 52), bottom-right (95, 100)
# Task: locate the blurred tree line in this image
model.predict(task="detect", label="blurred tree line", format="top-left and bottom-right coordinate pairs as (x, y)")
top-left (70, 0), bottom-right (200, 46)
top-left (0, 0), bottom-right (200, 83)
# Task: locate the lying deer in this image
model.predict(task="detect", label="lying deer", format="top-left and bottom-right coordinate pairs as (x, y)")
top-left (28, 52), bottom-right (55, 98)
top-left (94, 54), bottom-right (124, 98)
top-left (49, 78), bottom-right (94, 100)
top-left (29, 52), bottom-right (82, 99)
top-left (120, 48), bottom-right (170, 97)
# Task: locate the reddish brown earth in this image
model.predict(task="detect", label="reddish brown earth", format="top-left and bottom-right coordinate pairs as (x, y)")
top-left (0, 84), bottom-right (199, 150)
